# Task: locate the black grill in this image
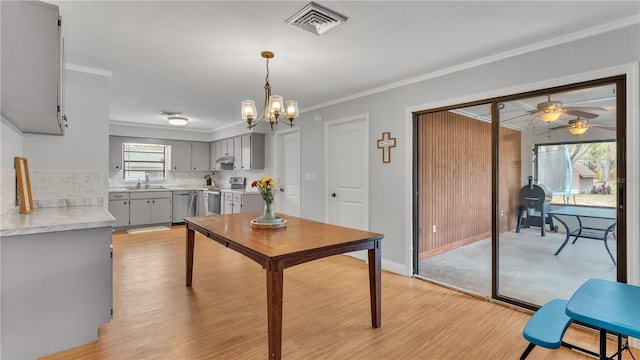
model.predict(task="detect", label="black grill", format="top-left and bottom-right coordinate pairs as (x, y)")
top-left (516, 177), bottom-right (555, 236)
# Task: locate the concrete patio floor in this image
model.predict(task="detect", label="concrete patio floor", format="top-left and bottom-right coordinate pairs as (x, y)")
top-left (418, 227), bottom-right (617, 306)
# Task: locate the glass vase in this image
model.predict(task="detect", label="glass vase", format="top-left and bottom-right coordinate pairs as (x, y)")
top-left (263, 200), bottom-right (275, 220)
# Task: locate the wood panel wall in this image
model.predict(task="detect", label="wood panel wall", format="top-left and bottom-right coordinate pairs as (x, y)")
top-left (417, 111), bottom-right (521, 259)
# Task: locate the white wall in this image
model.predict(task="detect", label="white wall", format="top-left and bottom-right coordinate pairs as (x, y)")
top-left (1, 118), bottom-right (25, 213)
top-left (23, 68), bottom-right (110, 203)
top-left (294, 24), bottom-right (640, 276)
top-left (1, 118), bottom-right (24, 169)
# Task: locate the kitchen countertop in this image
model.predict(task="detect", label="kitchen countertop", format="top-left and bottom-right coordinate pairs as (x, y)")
top-left (219, 188), bottom-right (260, 194)
top-left (0, 206), bottom-right (115, 237)
top-left (109, 185), bottom-right (212, 192)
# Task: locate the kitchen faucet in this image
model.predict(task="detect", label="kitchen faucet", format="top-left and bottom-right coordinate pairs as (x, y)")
top-left (145, 173), bottom-right (150, 188)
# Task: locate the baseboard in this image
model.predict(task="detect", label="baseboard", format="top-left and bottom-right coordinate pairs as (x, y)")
top-left (342, 252), bottom-right (411, 277)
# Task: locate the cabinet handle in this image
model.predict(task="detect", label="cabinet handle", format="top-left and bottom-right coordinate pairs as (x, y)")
top-left (124, 201), bottom-right (127, 205)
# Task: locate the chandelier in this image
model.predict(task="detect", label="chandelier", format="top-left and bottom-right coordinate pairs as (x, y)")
top-left (242, 51), bottom-right (298, 129)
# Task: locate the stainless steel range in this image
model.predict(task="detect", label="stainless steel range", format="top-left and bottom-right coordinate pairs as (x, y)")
top-left (229, 176), bottom-right (246, 190)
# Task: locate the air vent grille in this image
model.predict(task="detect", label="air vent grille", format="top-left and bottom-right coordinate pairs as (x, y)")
top-left (286, 2), bottom-right (347, 35)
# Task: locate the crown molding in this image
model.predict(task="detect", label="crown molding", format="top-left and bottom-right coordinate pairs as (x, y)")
top-left (302, 16), bottom-right (640, 113)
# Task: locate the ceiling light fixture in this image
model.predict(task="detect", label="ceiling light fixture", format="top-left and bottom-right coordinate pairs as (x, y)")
top-left (167, 114), bottom-right (189, 126)
top-left (242, 51), bottom-right (298, 130)
top-left (567, 119), bottom-right (589, 135)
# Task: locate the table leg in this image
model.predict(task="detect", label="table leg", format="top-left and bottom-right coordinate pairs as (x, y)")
top-left (368, 239), bottom-right (381, 328)
top-left (186, 227), bottom-right (195, 287)
top-left (266, 262), bottom-right (284, 360)
top-left (599, 328), bottom-right (607, 360)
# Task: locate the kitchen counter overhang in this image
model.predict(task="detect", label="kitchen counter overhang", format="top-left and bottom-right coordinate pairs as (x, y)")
top-left (0, 205), bottom-right (115, 237)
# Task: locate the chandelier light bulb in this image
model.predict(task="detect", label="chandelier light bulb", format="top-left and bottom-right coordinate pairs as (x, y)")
top-left (242, 100), bottom-right (257, 121)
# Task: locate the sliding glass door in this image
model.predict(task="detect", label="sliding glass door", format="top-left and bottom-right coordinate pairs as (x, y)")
top-left (495, 79), bottom-right (625, 306)
top-left (415, 76), bottom-right (627, 308)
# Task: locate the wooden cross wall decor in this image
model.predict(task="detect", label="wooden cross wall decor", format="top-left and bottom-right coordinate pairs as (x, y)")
top-left (376, 132), bottom-right (396, 163)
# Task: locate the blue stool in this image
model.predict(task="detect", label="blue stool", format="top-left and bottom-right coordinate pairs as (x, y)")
top-left (520, 299), bottom-right (598, 359)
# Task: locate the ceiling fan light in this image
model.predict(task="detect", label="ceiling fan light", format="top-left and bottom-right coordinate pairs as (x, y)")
top-left (540, 111), bottom-right (562, 122)
top-left (568, 126), bottom-right (588, 135)
top-left (168, 115), bottom-right (189, 126)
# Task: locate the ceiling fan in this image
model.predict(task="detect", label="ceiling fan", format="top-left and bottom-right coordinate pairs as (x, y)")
top-left (501, 95), bottom-right (606, 123)
top-left (532, 95), bottom-right (607, 121)
top-left (544, 117), bottom-right (616, 136)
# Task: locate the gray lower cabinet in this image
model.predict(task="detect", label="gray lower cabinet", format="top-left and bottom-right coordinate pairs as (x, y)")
top-left (1, 227), bottom-right (112, 359)
top-left (108, 192), bottom-right (129, 228)
top-left (129, 191), bottom-right (172, 226)
top-left (222, 192), bottom-right (262, 214)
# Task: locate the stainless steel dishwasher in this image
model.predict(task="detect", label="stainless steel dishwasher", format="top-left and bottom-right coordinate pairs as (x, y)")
top-left (172, 190), bottom-right (197, 224)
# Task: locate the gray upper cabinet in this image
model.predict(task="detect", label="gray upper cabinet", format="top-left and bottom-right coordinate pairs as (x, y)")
top-left (190, 142), bottom-right (210, 170)
top-left (233, 137), bottom-right (242, 170)
top-left (170, 141), bottom-right (191, 170)
top-left (209, 134), bottom-right (265, 170)
top-left (109, 136), bottom-right (124, 170)
top-left (240, 133), bottom-right (265, 170)
top-left (1, 1), bottom-right (67, 135)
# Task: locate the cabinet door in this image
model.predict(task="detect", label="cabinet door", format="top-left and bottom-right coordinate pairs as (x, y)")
top-left (209, 142), bottom-right (217, 170)
top-left (109, 199), bottom-right (129, 227)
top-left (233, 136), bottom-right (242, 170)
top-left (241, 193), bottom-right (263, 213)
top-left (129, 199), bottom-right (151, 226)
top-left (170, 141), bottom-right (191, 170)
top-left (242, 133), bottom-right (265, 170)
top-left (191, 142), bottom-right (210, 170)
top-left (1, 1), bottom-right (64, 135)
top-left (216, 140), bottom-right (225, 169)
top-left (220, 139), bottom-right (233, 156)
top-left (150, 198), bottom-right (172, 224)
top-left (109, 136), bottom-right (124, 170)
top-left (223, 199), bottom-right (234, 214)
top-left (241, 134), bottom-right (251, 170)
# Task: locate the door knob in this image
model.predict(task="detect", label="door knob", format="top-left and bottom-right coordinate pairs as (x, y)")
top-left (331, 193), bottom-right (336, 198)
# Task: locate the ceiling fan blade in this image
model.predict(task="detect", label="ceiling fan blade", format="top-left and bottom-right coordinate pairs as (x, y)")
top-left (499, 112), bottom-right (532, 123)
top-left (590, 124), bottom-right (617, 131)
top-left (535, 126), bottom-right (565, 136)
top-left (564, 106), bottom-right (607, 112)
top-left (563, 109), bottom-right (599, 119)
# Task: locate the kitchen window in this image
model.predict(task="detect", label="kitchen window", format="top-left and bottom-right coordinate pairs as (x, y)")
top-left (122, 143), bottom-right (167, 181)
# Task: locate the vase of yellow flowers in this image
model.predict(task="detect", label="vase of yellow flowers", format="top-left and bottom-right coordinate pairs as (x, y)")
top-left (251, 176), bottom-right (278, 223)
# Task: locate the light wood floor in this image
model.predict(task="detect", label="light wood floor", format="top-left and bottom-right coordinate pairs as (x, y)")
top-left (42, 226), bottom-right (638, 360)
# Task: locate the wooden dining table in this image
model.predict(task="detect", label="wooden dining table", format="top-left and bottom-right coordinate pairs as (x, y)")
top-left (184, 212), bottom-right (384, 360)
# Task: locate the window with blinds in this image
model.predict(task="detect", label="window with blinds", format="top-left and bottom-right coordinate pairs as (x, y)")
top-left (122, 143), bottom-right (168, 181)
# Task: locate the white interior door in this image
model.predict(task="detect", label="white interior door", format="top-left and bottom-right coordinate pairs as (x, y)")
top-left (274, 128), bottom-right (300, 216)
top-left (326, 114), bottom-right (369, 236)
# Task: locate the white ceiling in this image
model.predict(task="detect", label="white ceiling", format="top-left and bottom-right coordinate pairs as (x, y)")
top-left (51, 1), bottom-right (640, 132)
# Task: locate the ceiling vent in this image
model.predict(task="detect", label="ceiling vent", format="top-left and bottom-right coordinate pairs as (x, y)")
top-left (285, 2), bottom-right (348, 36)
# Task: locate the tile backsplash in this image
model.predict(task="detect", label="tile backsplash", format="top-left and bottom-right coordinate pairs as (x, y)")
top-left (30, 169), bottom-right (103, 208)
top-left (1, 169), bottom-right (16, 214)
top-left (1, 169), bottom-right (104, 214)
